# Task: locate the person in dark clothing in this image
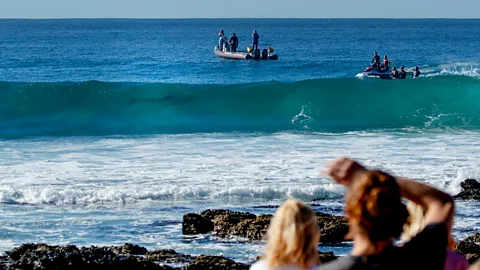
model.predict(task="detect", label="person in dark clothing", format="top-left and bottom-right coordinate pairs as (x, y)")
top-left (399, 66), bottom-right (407, 79)
top-left (412, 66), bottom-right (421, 78)
top-left (319, 157), bottom-right (454, 270)
top-left (371, 51), bottom-right (381, 69)
top-left (391, 67), bottom-right (399, 79)
top-left (252, 30), bottom-right (260, 50)
top-left (229, 33), bottom-right (239, 53)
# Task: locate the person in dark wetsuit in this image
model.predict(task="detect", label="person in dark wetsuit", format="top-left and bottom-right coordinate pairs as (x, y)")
top-left (229, 33), bottom-right (239, 53)
top-left (252, 30), bottom-right (260, 50)
top-left (412, 66), bottom-right (421, 78)
top-left (399, 66), bottom-right (407, 79)
top-left (391, 67), bottom-right (399, 79)
top-left (371, 51), bottom-right (381, 69)
top-left (320, 157), bottom-right (454, 270)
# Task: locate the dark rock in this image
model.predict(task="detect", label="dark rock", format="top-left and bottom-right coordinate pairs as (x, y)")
top-left (319, 251), bottom-right (338, 263)
top-left (455, 239), bottom-right (480, 263)
top-left (222, 214), bottom-right (273, 240)
top-left (316, 212), bottom-right (349, 243)
top-left (146, 249), bottom-right (194, 264)
top-left (6, 243), bottom-right (80, 260)
top-left (461, 179), bottom-right (480, 190)
top-left (251, 205), bottom-right (279, 209)
top-left (185, 208), bottom-right (348, 243)
top-left (4, 243), bottom-right (171, 270)
top-left (454, 179), bottom-right (480, 200)
top-left (201, 209), bottom-right (256, 222)
top-left (465, 233), bottom-right (480, 243)
top-left (111, 243), bottom-right (148, 255)
top-left (183, 255), bottom-right (250, 270)
top-left (182, 213), bottom-right (213, 235)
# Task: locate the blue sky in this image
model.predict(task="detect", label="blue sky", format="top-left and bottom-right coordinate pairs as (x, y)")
top-left (2, 0), bottom-right (480, 18)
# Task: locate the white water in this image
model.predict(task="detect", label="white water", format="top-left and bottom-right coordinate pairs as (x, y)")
top-left (1, 131), bottom-right (479, 260)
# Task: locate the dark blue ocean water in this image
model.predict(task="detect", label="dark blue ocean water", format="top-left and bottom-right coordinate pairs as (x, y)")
top-left (1, 19), bottom-right (480, 137)
top-left (0, 19), bottom-right (479, 262)
top-left (1, 19), bottom-right (480, 83)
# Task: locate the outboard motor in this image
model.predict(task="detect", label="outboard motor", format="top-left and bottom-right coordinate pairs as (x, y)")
top-left (254, 49), bottom-right (261, 60)
top-left (261, 49), bottom-right (268, 60)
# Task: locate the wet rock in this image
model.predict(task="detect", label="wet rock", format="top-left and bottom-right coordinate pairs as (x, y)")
top-left (201, 209), bottom-right (256, 223)
top-left (111, 243), bottom-right (148, 255)
top-left (6, 243), bottom-right (79, 260)
top-left (185, 208), bottom-right (348, 243)
top-left (183, 255), bottom-right (250, 270)
top-left (454, 179), bottom-right (480, 200)
top-left (316, 212), bottom-right (349, 243)
top-left (4, 243), bottom-right (172, 270)
top-left (182, 213), bottom-right (213, 235)
top-left (455, 238), bottom-right (480, 263)
top-left (465, 233), bottom-right (480, 243)
top-left (319, 251), bottom-right (338, 263)
top-left (146, 249), bottom-right (194, 264)
top-left (212, 213), bottom-right (269, 240)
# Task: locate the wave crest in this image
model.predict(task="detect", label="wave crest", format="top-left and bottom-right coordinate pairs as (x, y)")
top-left (1, 76), bottom-right (479, 137)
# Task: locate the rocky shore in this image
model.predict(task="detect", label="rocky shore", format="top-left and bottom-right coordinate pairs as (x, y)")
top-left (0, 243), bottom-right (336, 270)
top-left (456, 233), bottom-right (480, 263)
top-left (183, 209), bottom-right (348, 243)
top-left (454, 179), bottom-right (480, 200)
top-left (1, 178), bottom-right (478, 269)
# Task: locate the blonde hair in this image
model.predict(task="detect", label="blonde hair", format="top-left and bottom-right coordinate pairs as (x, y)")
top-left (263, 199), bottom-right (320, 268)
top-left (402, 201), bottom-right (455, 249)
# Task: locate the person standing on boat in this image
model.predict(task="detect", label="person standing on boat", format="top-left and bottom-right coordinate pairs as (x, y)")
top-left (229, 33), bottom-right (239, 53)
top-left (252, 30), bottom-right (260, 50)
top-left (218, 30), bottom-right (225, 50)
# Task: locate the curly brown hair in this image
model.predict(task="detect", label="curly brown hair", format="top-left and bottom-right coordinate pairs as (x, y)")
top-left (345, 170), bottom-right (409, 244)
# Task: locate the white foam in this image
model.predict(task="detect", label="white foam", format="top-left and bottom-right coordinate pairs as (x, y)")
top-left (1, 132), bottom-right (479, 206)
top-left (426, 62), bottom-right (480, 78)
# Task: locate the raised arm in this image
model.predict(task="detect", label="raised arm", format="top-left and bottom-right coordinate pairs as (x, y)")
top-left (396, 177), bottom-right (454, 228)
top-left (325, 157), bottom-right (454, 226)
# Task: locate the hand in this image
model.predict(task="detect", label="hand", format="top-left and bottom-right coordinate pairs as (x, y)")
top-left (324, 157), bottom-right (367, 187)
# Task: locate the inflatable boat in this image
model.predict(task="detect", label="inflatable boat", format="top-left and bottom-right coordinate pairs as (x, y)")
top-left (214, 46), bottom-right (278, 60)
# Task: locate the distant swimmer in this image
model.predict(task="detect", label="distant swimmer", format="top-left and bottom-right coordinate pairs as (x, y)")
top-left (371, 51), bottom-right (381, 69)
top-left (399, 66), bottom-right (407, 79)
top-left (252, 30), bottom-right (260, 50)
top-left (229, 33), bottom-right (239, 53)
top-left (391, 67), bottom-right (399, 79)
top-left (411, 66), bottom-right (421, 78)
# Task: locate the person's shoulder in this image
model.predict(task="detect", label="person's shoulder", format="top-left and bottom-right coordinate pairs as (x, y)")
top-left (319, 256), bottom-right (361, 270)
top-left (445, 250), bottom-right (470, 270)
top-left (250, 260), bottom-right (269, 270)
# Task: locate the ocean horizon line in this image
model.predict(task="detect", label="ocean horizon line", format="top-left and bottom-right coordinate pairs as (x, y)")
top-left (1, 17), bottom-right (480, 20)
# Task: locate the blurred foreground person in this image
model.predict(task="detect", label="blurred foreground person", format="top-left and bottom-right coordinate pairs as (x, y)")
top-left (320, 157), bottom-right (454, 270)
top-left (250, 199), bottom-right (321, 270)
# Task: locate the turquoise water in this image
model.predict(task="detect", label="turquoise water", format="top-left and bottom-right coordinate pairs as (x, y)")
top-left (0, 19), bottom-right (479, 261)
